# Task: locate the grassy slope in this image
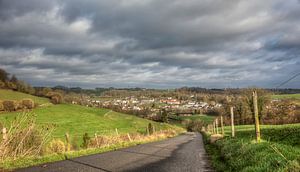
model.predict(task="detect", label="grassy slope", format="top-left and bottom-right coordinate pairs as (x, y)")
top-left (272, 93), bottom-right (300, 100)
top-left (0, 89), bottom-right (49, 104)
top-left (0, 104), bottom-right (180, 142)
top-left (205, 124), bottom-right (300, 172)
top-left (170, 114), bottom-right (215, 127)
top-left (178, 114), bottom-right (215, 124)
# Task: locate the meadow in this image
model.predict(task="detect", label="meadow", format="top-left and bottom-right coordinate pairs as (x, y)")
top-left (205, 124), bottom-right (300, 172)
top-left (272, 93), bottom-right (300, 100)
top-left (0, 89), bottom-right (49, 104)
top-left (0, 104), bottom-right (180, 144)
top-left (169, 114), bottom-right (215, 127)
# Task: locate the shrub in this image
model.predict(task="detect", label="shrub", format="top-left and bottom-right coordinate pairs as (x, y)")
top-left (3, 100), bottom-right (17, 111)
top-left (47, 139), bottom-right (65, 154)
top-left (5, 81), bottom-right (17, 90)
top-left (0, 81), bottom-right (5, 88)
top-left (21, 99), bottom-right (35, 109)
top-left (47, 92), bottom-right (63, 104)
top-left (186, 120), bottom-right (204, 132)
top-left (71, 136), bottom-right (80, 150)
top-left (50, 95), bottom-right (61, 104)
top-left (81, 133), bottom-right (91, 148)
top-left (0, 100), bottom-right (4, 111)
top-left (148, 123), bottom-right (154, 135)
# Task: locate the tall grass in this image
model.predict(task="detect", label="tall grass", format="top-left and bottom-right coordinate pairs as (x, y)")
top-left (0, 113), bottom-right (53, 161)
top-left (204, 124), bottom-right (300, 172)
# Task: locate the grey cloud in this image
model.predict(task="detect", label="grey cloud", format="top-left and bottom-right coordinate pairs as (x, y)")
top-left (0, 0), bottom-right (58, 21)
top-left (0, 0), bottom-right (300, 88)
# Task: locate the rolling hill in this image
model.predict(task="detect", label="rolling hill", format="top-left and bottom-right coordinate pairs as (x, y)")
top-left (0, 89), bottom-right (50, 104)
top-left (0, 89), bottom-right (182, 143)
top-left (0, 104), bottom-right (180, 142)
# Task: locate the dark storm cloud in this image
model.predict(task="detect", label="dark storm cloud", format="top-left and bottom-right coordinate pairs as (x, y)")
top-left (0, 0), bottom-right (299, 88)
top-left (0, 0), bottom-right (57, 20)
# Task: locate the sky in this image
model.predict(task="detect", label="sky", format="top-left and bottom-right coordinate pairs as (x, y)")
top-left (0, 0), bottom-right (299, 89)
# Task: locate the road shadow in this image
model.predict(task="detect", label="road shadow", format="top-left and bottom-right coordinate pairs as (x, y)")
top-left (122, 133), bottom-right (214, 172)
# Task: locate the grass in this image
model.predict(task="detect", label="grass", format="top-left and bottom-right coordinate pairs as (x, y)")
top-left (169, 114), bottom-right (215, 127)
top-left (204, 124), bottom-right (300, 172)
top-left (272, 93), bottom-right (300, 100)
top-left (0, 89), bottom-right (50, 104)
top-left (0, 104), bottom-right (181, 143)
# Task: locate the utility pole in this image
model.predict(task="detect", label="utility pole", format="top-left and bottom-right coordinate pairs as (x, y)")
top-left (253, 91), bottom-right (261, 143)
top-left (230, 106), bottom-right (235, 137)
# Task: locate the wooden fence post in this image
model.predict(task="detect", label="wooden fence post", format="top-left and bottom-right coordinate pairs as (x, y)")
top-left (213, 121), bottom-right (216, 134)
top-left (115, 128), bottom-right (119, 135)
top-left (216, 118), bottom-right (219, 134)
top-left (127, 133), bottom-right (132, 142)
top-left (253, 91), bottom-right (261, 143)
top-left (146, 126), bottom-right (150, 135)
top-left (221, 115), bottom-right (224, 135)
top-left (65, 133), bottom-right (71, 151)
top-left (94, 133), bottom-right (100, 147)
top-left (230, 106), bottom-right (235, 137)
top-left (2, 127), bottom-right (7, 141)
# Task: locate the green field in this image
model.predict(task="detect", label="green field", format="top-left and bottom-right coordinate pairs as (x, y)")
top-left (0, 89), bottom-right (50, 104)
top-left (272, 93), bottom-right (300, 100)
top-left (170, 114), bottom-right (215, 127)
top-left (205, 124), bottom-right (300, 171)
top-left (0, 104), bottom-right (180, 142)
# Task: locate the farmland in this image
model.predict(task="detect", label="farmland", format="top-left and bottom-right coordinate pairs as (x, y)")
top-left (0, 89), bottom-right (50, 104)
top-left (205, 124), bottom-right (300, 171)
top-left (272, 93), bottom-right (300, 100)
top-left (0, 104), bottom-right (181, 144)
top-left (170, 114), bottom-right (215, 127)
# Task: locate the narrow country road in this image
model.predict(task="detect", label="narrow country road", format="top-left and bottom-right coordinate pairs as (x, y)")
top-left (16, 132), bottom-right (214, 172)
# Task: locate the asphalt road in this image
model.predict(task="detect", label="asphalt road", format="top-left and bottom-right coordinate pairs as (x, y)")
top-left (16, 132), bottom-right (213, 172)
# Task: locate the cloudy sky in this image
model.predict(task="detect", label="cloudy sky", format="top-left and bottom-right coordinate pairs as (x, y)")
top-left (0, 0), bottom-right (299, 88)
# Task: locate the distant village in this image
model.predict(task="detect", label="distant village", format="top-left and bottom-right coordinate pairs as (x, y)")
top-left (83, 95), bottom-right (223, 119)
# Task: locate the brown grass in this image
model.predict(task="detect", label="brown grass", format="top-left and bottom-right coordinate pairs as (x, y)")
top-left (0, 113), bottom-right (54, 161)
top-left (88, 130), bottom-right (178, 149)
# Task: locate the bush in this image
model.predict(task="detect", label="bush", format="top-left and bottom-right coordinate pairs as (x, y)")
top-left (186, 120), bottom-right (204, 132)
top-left (50, 95), bottom-right (62, 104)
top-left (47, 139), bottom-right (65, 154)
top-left (5, 82), bottom-right (17, 90)
top-left (21, 99), bottom-right (35, 109)
top-left (0, 100), bottom-right (4, 111)
top-left (3, 100), bottom-right (17, 111)
top-left (47, 92), bottom-right (63, 104)
top-left (81, 133), bottom-right (91, 149)
top-left (71, 136), bottom-right (80, 150)
top-left (0, 81), bottom-right (5, 88)
top-left (148, 123), bottom-right (155, 135)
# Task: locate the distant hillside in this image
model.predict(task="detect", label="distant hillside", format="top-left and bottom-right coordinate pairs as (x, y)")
top-left (0, 89), bottom-right (50, 104)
